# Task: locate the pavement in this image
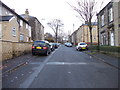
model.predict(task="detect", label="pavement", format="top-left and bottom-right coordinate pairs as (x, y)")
top-left (84, 50), bottom-right (119, 70)
top-left (1, 49), bottom-right (120, 75)
top-left (1, 53), bottom-right (33, 74)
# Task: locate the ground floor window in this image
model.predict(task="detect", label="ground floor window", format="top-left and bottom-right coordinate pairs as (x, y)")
top-left (20, 34), bottom-right (24, 41)
top-left (101, 33), bottom-right (107, 45)
top-left (110, 31), bottom-right (115, 46)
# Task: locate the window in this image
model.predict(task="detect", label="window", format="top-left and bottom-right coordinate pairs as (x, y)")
top-left (108, 7), bottom-right (113, 22)
top-left (0, 24), bottom-right (2, 39)
top-left (0, 6), bottom-right (2, 16)
top-left (12, 28), bottom-right (16, 36)
top-left (101, 14), bottom-right (105, 26)
top-left (20, 20), bottom-right (23, 26)
top-left (26, 24), bottom-right (29, 29)
top-left (20, 34), bottom-right (24, 41)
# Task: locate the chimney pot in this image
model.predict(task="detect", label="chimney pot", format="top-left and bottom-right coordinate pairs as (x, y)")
top-left (25, 9), bottom-right (29, 15)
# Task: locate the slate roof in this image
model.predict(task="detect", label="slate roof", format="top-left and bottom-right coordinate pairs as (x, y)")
top-left (0, 1), bottom-right (29, 24)
top-left (0, 16), bottom-right (13, 21)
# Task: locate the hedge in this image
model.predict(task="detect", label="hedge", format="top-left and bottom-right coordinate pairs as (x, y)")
top-left (89, 45), bottom-right (120, 53)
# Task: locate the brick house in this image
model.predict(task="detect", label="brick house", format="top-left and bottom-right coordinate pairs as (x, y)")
top-left (97, 1), bottom-right (120, 46)
top-left (21, 9), bottom-right (44, 41)
top-left (0, 1), bottom-right (32, 42)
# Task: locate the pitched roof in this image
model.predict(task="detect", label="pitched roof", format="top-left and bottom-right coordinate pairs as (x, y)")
top-left (0, 1), bottom-right (29, 24)
top-left (0, 16), bottom-right (13, 21)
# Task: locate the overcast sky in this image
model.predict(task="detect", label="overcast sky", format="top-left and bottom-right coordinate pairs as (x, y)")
top-left (2, 0), bottom-right (111, 35)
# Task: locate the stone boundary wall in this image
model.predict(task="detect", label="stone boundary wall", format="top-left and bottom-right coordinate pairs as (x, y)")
top-left (0, 40), bottom-right (33, 61)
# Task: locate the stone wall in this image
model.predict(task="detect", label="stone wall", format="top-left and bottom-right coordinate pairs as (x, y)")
top-left (0, 40), bottom-right (32, 61)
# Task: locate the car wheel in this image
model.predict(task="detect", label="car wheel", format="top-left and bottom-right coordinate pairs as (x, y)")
top-left (45, 51), bottom-right (49, 56)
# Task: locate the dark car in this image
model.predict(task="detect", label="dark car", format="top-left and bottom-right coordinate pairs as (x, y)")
top-left (32, 40), bottom-right (51, 56)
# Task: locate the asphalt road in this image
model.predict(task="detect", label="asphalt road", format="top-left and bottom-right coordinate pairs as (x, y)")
top-left (2, 45), bottom-right (118, 88)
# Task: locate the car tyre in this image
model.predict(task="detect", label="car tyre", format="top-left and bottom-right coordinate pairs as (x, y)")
top-left (45, 51), bottom-right (49, 56)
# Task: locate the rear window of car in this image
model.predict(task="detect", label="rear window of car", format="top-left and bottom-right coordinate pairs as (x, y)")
top-left (79, 43), bottom-right (86, 45)
top-left (33, 41), bottom-right (46, 47)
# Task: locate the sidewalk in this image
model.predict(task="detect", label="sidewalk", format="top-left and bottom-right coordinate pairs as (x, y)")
top-left (84, 50), bottom-right (119, 70)
top-left (1, 53), bottom-right (32, 74)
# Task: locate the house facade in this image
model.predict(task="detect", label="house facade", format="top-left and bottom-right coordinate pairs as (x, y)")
top-left (77, 23), bottom-right (98, 44)
top-left (70, 22), bottom-right (98, 45)
top-left (0, 1), bottom-right (33, 61)
top-left (21, 9), bottom-right (44, 41)
top-left (70, 30), bottom-right (78, 45)
top-left (0, 1), bottom-right (31, 42)
top-left (97, 1), bottom-right (120, 46)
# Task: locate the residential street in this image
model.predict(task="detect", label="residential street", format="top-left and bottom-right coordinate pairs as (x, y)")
top-left (2, 45), bottom-right (118, 88)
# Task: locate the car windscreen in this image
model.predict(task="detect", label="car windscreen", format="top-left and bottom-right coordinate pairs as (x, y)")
top-left (79, 43), bottom-right (86, 45)
top-left (33, 41), bottom-right (46, 47)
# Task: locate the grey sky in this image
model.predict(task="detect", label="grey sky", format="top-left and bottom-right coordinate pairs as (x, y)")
top-left (2, 0), bottom-right (111, 35)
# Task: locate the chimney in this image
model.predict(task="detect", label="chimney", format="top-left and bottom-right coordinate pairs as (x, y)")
top-left (25, 9), bottom-right (29, 21)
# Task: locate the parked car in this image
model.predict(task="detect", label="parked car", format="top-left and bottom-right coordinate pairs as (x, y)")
top-left (76, 42), bottom-right (88, 51)
top-left (32, 40), bottom-right (51, 56)
top-left (53, 43), bottom-right (59, 49)
top-left (65, 42), bottom-right (72, 47)
top-left (49, 43), bottom-right (55, 51)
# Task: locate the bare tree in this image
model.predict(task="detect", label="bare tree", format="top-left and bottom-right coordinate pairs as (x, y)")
top-left (47, 19), bottom-right (64, 43)
top-left (68, 0), bottom-right (103, 46)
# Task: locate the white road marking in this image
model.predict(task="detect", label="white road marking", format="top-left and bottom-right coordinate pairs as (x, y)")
top-left (47, 62), bottom-right (87, 65)
top-left (68, 72), bottom-right (71, 74)
top-left (19, 47), bottom-right (58, 88)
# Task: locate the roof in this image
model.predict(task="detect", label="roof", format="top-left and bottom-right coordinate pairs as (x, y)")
top-left (82, 22), bottom-right (98, 26)
top-left (21, 14), bottom-right (43, 26)
top-left (97, 2), bottom-right (113, 15)
top-left (0, 1), bottom-right (29, 24)
top-left (0, 16), bottom-right (13, 21)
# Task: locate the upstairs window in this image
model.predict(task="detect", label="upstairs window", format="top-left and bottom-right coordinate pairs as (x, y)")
top-left (20, 20), bottom-right (23, 26)
top-left (101, 14), bottom-right (105, 26)
top-left (0, 6), bottom-right (2, 16)
top-left (0, 24), bottom-right (2, 39)
top-left (12, 28), bottom-right (16, 36)
top-left (108, 7), bottom-right (113, 22)
top-left (26, 24), bottom-right (29, 29)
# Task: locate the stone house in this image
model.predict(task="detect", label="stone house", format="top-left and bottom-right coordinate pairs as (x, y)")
top-left (21, 9), bottom-right (44, 41)
top-left (0, 1), bottom-right (32, 61)
top-left (70, 30), bottom-right (78, 45)
top-left (0, 1), bottom-right (31, 42)
top-left (76, 22), bottom-right (98, 44)
top-left (70, 22), bottom-right (98, 45)
top-left (97, 1), bottom-right (120, 46)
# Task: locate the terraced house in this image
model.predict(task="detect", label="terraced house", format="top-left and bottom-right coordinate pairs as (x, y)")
top-left (0, 1), bottom-right (32, 60)
top-left (97, 1), bottom-right (120, 46)
top-left (70, 22), bottom-right (98, 45)
top-left (21, 9), bottom-right (44, 41)
top-left (0, 1), bottom-right (31, 42)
